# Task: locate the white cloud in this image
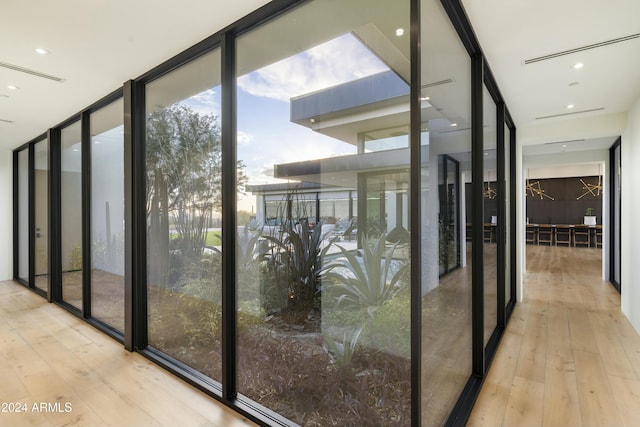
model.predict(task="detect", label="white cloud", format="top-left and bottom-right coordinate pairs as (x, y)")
top-left (237, 131), bottom-right (253, 145)
top-left (178, 88), bottom-right (220, 116)
top-left (237, 33), bottom-right (389, 102)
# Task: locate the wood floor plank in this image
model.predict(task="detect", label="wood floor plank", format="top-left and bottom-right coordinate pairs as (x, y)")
top-left (573, 349), bottom-right (623, 427)
top-left (567, 307), bottom-right (600, 354)
top-left (514, 304), bottom-right (547, 383)
top-left (502, 376), bottom-right (544, 427)
top-left (466, 382), bottom-right (509, 427)
top-left (608, 375), bottom-right (640, 427)
top-left (543, 303), bottom-right (582, 426)
top-left (589, 310), bottom-right (638, 380)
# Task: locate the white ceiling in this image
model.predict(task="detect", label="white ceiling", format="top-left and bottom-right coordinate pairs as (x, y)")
top-left (0, 0), bottom-right (270, 150)
top-left (1, 0), bottom-right (639, 155)
top-left (462, 0), bottom-right (640, 152)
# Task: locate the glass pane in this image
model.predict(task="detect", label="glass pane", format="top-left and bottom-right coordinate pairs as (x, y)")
top-left (91, 99), bottom-right (125, 331)
top-left (505, 124), bottom-right (511, 306)
top-left (18, 149), bottom-right (29, 282)
top-left (61, 121), bottom-right (83, 310)
top-left (483, 86), bottom-right (498, 346)
top-left (34, 139), bottom-right (49, 293)
top-left (420, 0), bottom-right (472, 424)
top-left (237, 1), bottom-right (411, 424)
top-left (146, 49), bottom-right (223, 382)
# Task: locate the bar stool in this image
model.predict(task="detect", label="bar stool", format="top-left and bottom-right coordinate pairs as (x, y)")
top-left (526, 224), bottom-right (537, 245)
top-left (573, 225), bottom-right (590, 247)
top-left (595, 226), bottom-right (603, 248)
top-left (555, 225), bottom-right (572, 246)
top-left (537, 224), bottom-right (553, 246)
top-left (483, 224), bottom-right (493, 243)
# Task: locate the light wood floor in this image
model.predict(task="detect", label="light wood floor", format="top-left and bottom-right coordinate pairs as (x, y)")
top-left (468, 245), bottom-right (640, 427)
top-left (0, 280), bottom-right (255, 427)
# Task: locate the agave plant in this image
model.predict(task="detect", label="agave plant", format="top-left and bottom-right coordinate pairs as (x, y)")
top-left (235, 225), bottom-right (269, 267)
top-left (263, 219), bottom-right (337, 316)
top-left (323, 326), bottom-right (363, 373)
top-left (322, 234), bottom-right (408, 316)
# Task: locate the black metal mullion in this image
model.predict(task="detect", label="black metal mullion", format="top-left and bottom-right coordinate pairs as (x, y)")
top-left (454, 157), bottom-right (461, 267)
top-left (12, 151), bottom-right (19, 281)
top-left (28, 144), bottom-right (36, 290)
top-left (609, 138), bottom-right (621, 293)
top-left (410, 0), bottom-right (421, 424)
top-left (496, 102), bottom-right (506, 329)
top-left (81, 112), bottom-right (92, 318)
top-left (471, 53), bottom-right (485, 378)
top-left (508, 118), bottom-right (517, 314)
top-left (48, 129), bottom-right (62, 303)
top-left (124, 79), bottom-right (147, 352)
top-left (221, 30), bottom-right (237, 403)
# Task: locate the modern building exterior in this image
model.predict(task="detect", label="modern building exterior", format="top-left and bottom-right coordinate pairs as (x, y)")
top-left (2, 0), bottom-right (640, 426)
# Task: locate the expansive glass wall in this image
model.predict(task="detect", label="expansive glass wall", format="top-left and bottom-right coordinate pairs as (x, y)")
top-left (420, 0), bottom-right (473, 424)
top-left (236, 1), bottom-right (411, 424)
top-left (34, 138), bottom-right (49, 293)
top-left (17, 148), bottom-right (29, 283)
top-left (61, 121), bottom-right (84, 309)
top-left (483, 86), bottom-right (498, 346)
top-left (145, 49), bottom-right (223, 381)
top-left (11, 1), bottom-right (518, 425)
top-left (91, 99), bottom-right (125, 331)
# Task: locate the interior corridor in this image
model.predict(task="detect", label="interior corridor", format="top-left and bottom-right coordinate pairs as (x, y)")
top-left (468, 245), bottom-right (640, 426)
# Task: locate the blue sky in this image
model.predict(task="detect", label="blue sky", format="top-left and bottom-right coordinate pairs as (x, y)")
top-left (180, 32), bottom-right (390, 212)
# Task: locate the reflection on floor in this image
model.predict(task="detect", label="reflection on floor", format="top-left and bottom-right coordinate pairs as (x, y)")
top-left (468, 245), bottom-right (640, 427)
top-left (422, 254), bottom-right (472, 427)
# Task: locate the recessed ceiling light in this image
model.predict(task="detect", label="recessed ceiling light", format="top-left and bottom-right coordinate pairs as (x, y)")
top-left (420, 96), bottom-right (430, 101)
top-left (35, 47), bottom-right (50, 55)
top-left (562, 144), bottom-right (567, 148)
top-left (310, 118), bottom-right (316, 123)
top-left (572, 62), bottom-right (584, 69)
top-left (73, 148), bottom-right (80, 152)
top-left (395, 28), bottom-right (405, 37)
top-left (450, 123), bottom-right (458, 127)
top-left (7, 85), bottom-right (19, 90)
top-left (93, 140), bottom-right (102, 144)
top-left (567, 104), bottom-right (575, 109)
top-left (484, 152), bottom-right (489, 156)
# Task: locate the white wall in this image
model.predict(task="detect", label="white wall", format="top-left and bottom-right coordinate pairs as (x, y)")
top-left (0, 150), bottom-right (13, 280)
top-left (621, 96), bottom-right (640, 334)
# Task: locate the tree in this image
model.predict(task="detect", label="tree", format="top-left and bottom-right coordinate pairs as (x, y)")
top-left (146, 104), bottom-right (248, 286)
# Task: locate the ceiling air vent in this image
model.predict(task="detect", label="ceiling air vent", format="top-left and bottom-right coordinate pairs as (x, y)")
top-left (421, 78), bottom-right (453, 89)
top-left (544, 139), bottom-right (585, 145)
top-left (0, 61), bottom-right (65, 82)
top-left (536, 108), bottom-right (604, 120)
top-left (524, 33), bottom-right (640, 64)
top-left (438, 126), bottom-right (471, 134)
